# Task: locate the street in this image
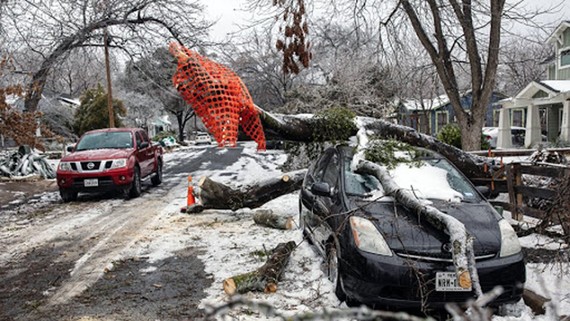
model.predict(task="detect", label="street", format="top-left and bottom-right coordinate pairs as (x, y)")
top-left (0, 143), bottom-right (328, 321)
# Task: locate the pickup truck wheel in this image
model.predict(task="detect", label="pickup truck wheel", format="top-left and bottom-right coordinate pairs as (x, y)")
top-left (60, 190), bottom-right (77, 203)
top-left (129, 166), bottom-right (142, 198)
top-left (151, 160), bottom-right (162, 186)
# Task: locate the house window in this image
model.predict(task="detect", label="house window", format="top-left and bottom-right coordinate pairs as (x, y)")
top-left (436, 111), bottom-right (448, 133)
top-left (561, 48), bottom-right (570, 68)
top-left (511, 109), bottom-right (525, 127)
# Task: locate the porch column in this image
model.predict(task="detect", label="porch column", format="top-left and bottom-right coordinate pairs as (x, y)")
top-left (525, 104), bottom-right (541, 148)
top-left (497, 108), bottom-right (511, 149)
top-left (560, 100), bottom-right (570, 142)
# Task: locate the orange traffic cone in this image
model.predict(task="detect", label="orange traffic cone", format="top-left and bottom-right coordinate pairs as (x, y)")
top-left (187, 175), bottom-right (195, 206)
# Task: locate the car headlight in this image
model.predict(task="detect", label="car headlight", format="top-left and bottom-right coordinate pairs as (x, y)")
top-left (350, 216), bottom-right (392, 256)
top-left (110, 158), bottom-right (127, 169)
top-left (58, 162), bottom-right (74, 171)
top-left (499, 219), bottom-right (521, 257)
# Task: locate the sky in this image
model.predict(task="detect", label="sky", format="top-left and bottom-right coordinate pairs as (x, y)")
top-left (204, 0), bottom-right (570, 41)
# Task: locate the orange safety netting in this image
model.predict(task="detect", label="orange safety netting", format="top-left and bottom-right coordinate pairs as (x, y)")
top-left (169, 42), bottom-right (266, 151)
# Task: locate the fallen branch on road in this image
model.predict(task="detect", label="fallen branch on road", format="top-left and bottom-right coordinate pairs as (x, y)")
top-left (253, 209), bottom-right (294, 230)
top-left (223, 241), bottom-right (296, 295)
top-left (194, 170), bottom-right (306, 211)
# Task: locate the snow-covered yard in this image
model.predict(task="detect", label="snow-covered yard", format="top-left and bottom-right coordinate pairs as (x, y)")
top-left (1, 142), bottom-right (568, 320)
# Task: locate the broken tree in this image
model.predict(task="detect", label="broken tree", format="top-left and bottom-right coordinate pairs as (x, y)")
top-left (354, 158), bottom-right (482, 297)
top-left (256, 107), bottom-right (493, 180)
top-left (195, 170), bottom-right (306, 211)
top-left (223, 241), bottom-right (296, 295)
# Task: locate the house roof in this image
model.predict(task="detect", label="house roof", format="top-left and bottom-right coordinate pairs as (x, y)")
top-left (400, 95), bottom-right (449, 112)
top-left (546, 21), bottom-right (570, 45)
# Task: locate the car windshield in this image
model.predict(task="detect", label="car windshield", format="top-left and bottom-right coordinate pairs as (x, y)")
top-left (75, 131), bottom-right (133, 151)
top-left (344, 155), bottom-right (482, 203)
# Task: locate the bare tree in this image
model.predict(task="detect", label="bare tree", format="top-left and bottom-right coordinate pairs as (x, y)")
top-left (497, 36), bottom-right (551, 96)
top-left (1, 0), bottom-right (211, 113)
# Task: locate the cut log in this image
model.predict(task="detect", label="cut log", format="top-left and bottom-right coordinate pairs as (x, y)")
top-left (522, 288), bottom-right (550, 315)
top-left (253, 209), bottom-right (294, 230)
top-left (354, 158), bottom-right (482, 297)
top-left (196, 170), bottom-right (306, 211)
top-left (223, 241), bottom-right (296, 295)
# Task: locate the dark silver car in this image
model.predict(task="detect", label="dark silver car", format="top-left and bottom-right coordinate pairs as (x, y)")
top-left (299, 145), bottom-right (525, 309)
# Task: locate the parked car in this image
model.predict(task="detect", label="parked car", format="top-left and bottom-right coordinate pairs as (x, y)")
top-left (56, 128), bottom-right (163, 202)
top-left (483, 126), bottom-right (547, 148)
top-left (299, 145), bottom-right (525, 310)
top-left (195, 132), bottom-right (213, 145)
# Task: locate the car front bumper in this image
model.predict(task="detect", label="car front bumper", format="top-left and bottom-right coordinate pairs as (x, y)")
top-left (56, 167), bottom-right (135, 194)
top-left (340, 250), bottom-right (525, 309)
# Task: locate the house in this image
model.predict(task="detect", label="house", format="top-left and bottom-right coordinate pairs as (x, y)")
top-left (397, 91), bottom-right (507, 136)
top-left (495, 21), bottom-right (570, 148)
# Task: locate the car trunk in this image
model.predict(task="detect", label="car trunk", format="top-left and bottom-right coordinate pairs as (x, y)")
top-left (353, 199), bottom-right (501, 258)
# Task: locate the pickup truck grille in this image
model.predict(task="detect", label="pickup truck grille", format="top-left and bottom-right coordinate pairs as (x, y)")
top-left (66, 160), bottom-right (114, 173)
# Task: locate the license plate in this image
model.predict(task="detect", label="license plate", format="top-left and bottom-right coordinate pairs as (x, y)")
top-left (84, 179), bottom-right (98, 187)
top-left (435, 272), bottom-right (471, 292)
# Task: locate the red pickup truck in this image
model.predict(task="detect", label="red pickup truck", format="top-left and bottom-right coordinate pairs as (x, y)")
top-left (56, 128), bottom-right (163, 202)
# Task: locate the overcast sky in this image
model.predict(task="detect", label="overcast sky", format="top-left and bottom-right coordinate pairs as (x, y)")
top-left (204, 0), bottom-right (570, 41)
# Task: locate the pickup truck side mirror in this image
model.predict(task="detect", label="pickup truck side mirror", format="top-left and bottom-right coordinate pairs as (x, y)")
top-left (139, 141), bottom-right (149, 149)
top-left (66, 145), bottom-right (75, 153)
top-left (475, 185), bottom-right (491, 198)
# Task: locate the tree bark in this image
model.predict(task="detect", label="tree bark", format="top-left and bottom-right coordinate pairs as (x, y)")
top-left (253, 209), bottom-right (294, 230)
top-left (223, 241), bottom-right (296, 295)
top-left (354, 158), bottom-right (482, 297)
top-left (255, 108), bottom-right (492, 180)
top-left (196, 170), bottom-right (307, 211)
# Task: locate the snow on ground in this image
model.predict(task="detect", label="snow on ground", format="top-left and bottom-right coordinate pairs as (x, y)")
top-left (5, 142), bottom-right (570, 320)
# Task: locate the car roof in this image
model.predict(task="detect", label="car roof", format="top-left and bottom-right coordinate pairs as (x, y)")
top-left (83, 128), bottom-right (138, 135)
top-left (338, 144), bottom-right (444, 161)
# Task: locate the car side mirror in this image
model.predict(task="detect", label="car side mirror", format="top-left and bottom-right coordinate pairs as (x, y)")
top-left (475, 185), bottom-right (491, 198)
top-left (139, 141), bottom-right (149, 149)
top-left (66, 145), bottom-right (75, 152)
top-left (311, 182), bottom-right (332, 197)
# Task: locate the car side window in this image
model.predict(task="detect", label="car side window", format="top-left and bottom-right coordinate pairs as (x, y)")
top-left (140, 131), bottom-right (150, 143)
top-left (313, 151), bottom-right (333, 182)
top-left (322, 153), bottom-right (339, 188)
top-left (135, 132), bottom-right (143, 148)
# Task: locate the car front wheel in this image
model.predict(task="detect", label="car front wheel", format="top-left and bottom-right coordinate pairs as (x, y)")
top-left (128, 166), bottom-right (142, 198)
top-left (60, 189), bottom-right (78, 203)
top-left (326, 243), bottom-right (346, 302)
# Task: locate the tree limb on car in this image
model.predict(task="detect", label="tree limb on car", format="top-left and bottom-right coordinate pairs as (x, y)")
top-left (354, 158), bottom-right (483, 297)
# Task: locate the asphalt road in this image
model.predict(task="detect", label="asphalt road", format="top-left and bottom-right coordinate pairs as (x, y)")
top-left (0, 144), bottom-right (258, 321)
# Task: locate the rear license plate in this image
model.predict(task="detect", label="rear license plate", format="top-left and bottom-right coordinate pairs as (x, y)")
top-left (84, 179), bottom-right (98, 187)
top-left (435, 272), bottom-right (471, 292)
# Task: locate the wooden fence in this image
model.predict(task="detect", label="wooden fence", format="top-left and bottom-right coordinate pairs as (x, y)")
top-left (482, 162), bottom-right (570, 221)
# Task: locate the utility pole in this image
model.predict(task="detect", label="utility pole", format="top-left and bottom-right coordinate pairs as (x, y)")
top-left (103, 1), bottom-right (114, 128)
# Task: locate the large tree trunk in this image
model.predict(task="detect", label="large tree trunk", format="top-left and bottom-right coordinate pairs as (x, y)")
top-left (223, 241), bottom-right (296, 295)
top-left (196, 170), bottom-right (306, 211)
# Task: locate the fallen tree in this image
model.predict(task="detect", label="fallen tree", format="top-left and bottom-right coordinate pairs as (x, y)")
top-left (256, 107), bottom-right (492, 180)
top-left (195, 170), bottom-right (306, 211)
top-left (223, 241), bottom-right (296, 295)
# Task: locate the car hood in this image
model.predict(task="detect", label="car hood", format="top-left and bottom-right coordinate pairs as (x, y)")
top-left (353, 199), bottom-right (502, 257)
top-left (61, 149), bottom-right (134, 162)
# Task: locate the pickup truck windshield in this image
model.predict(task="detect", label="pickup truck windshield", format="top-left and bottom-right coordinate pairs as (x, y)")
top-left (75, 132), bottom-right (133, 151)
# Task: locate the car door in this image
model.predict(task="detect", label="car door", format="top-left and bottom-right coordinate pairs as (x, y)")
top-left (135, 131), bottom-right (153, 176)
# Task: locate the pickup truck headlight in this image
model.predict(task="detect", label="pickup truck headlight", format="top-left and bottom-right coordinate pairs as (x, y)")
top-left (499, 219), bottom-right (522, 257)
top-left (110, 158), bottom-right (127, 169)
top-left (350, 216), bottom-right (392, 256)
top-left (58, 162), bottom-right (74, 171)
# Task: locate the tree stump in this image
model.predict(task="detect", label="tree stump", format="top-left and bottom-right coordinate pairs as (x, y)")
top-left (223, 241), bottom-right (296, 295)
